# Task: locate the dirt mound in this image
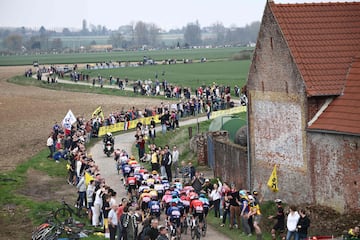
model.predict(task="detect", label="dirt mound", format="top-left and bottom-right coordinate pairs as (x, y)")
top-left (304, 205), bottom-right (360, 236)
top-left (16, 168), bottom-right (77, 202)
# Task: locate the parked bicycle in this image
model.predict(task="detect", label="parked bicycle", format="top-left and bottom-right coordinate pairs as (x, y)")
top-left (32, 220), bottom-right (92, 240)
top-left (54, 199), bottom-right (85, 224)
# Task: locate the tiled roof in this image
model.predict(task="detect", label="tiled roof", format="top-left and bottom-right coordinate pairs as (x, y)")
top-left (270, 2), bottom-right (360, 96)
top-left (308, 56), bottom-right (360, 135)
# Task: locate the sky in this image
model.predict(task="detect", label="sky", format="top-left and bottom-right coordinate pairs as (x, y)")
top-left (0, 0), bottom-right (356, 31)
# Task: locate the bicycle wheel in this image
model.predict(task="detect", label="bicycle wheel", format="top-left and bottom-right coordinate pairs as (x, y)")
top-left (196, 227), bottom-right (201, 240)
top-left (190, 228), bottom-right (196, 239)
top-left (54, 207), bottom-right (72, 223)
top-left (201, 222), bottom-right (207, 237)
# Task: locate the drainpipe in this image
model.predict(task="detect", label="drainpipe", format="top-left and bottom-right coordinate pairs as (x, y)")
top-left (246, 101), bottom-right (251, 190)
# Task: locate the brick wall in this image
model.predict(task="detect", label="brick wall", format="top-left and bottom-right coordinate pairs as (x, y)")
top-left (309, 133), bottom-right (360, 212)
top-left (213, 138), bottom-right (248, 189)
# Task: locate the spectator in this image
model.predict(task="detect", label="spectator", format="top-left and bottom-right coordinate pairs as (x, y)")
top-left (297, 208), bottom-right (310, 240)
top-left (268, 199), bottom-right (285, 240)
top-left (76, 172), bottom-right (86, 210)
top-left (285, 205), bottom-right (300, 240)
top-left (86, 179), bottom-right (96, 222)
top-left (117, 198), bottom-right (129, 240)
top-left (172, 146), bottom-right (179, 178)
top-left (156, 225), bottom-right (169, 240)
top-left (209, 179), bottom-right (222, 218)
top-left (46, 134), bottom-right (54, 158)
top-left (144, 218), bottom-right (160, 240)
top-left (108, 204), bottom-right (118, 240)
top-left (121, 206), bottom-right (138, 240)
top-left (227, 183), bottom-right (241, 230)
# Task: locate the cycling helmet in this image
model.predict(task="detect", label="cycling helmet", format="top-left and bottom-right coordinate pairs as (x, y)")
top-left (252, 190), bottom-right (258, 196)
top-left (239, 190), bottom-right (247, 196)
top-left (248, 195), bottom-right (255, 201)
top-left (152, 170), bottom-right (158, 175)
top-left (275, 199), bottom-right (282, 204)
top-left (143, 189), bottom-right (150, 193)
top-left (199, 193), bottom-right (206, 198)
top-left (142, 180), bottom-right (147, 185)
top-left (106, 132), bottom-right (112, 137)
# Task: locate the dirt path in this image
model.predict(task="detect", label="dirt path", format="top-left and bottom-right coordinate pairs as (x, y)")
top-left (0, 66), bottom-right (163, 172)
top-left (89, 117), bottom-right (230, 240)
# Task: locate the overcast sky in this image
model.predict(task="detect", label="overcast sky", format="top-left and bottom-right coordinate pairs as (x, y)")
top-left (0, 0), bottom-right (355, 31)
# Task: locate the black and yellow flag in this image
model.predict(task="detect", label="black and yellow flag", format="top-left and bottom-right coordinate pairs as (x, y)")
top-left (92, 106), bottom-right (104, 120)
top-left (267, 165), bottom-right (279, 192)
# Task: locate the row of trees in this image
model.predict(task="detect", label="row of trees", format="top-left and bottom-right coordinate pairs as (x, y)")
top-left (1, 20), bottom-right (260, 52)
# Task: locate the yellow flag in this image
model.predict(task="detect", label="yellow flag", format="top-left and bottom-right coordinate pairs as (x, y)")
top-left (92, 106), bottom-right (104, 120)
top-left (267, 165), bottom-right (279, 192)
top-left (85, 172), bottom-right (94, 186)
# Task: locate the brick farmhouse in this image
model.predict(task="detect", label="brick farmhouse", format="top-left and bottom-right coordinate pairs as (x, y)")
top-left (247, 0), bottom-right (360, 212)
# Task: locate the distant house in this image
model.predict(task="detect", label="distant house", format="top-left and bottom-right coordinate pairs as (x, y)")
top-left (89, 44), bottom-right (112, 52)
top-left (247, 0), bottom-right (360, 212)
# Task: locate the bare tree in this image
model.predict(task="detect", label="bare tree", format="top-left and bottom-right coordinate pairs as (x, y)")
top-left (134, 21), bottom-right (149, 47)
top-left (184, 21), bottom-right (202, 47)
top-left (3, 34), bottom-right (23, 51)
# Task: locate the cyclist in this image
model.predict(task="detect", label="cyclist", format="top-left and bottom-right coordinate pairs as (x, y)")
top-left (174, 178), bottom-right (183, 191)
top-left (126, 172), bottom-right (137, 200)
top-left (138, 180), bottom-right (149, 194)
top-left (154, 180), bottom-right (165, 200)
top-left (199, 193), bottom-right (210, 218)
top-left (148, 195), bottom-right (161, 220)
top-left (190, 195), bottom-right (204, 231)
top-left (122, 162), bottom-right (131, 185)
top-left (114, 148), bottom-right (121, 161)
top-left (161, 176), bottom-right (170, 190)
top-left (146, 174), bottom-right (155, 186)
top-left (166, 200), bottom-right (182, 238)
top-left (138, 189), bottom-right (152, 213)
top-left (199, 193), bottom-right (209, 235)
top-left (160, 190), bottom-right (171, 212)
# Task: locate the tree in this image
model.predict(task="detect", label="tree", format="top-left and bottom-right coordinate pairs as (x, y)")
top-left (39, 26), bottom-right (48, 50)
top-left (82, 19), bottom-right (89, 34)
top-left (184, 21), bottom-right (202, 46)
top-left (148, 23), bottom-right (160, 47)
top-left (134, 21), bottom-right (149, 47)
top-left (212, 22), bottom-right (226, 45)
top-left (51, 38), bottom-right (63, 50)
top-left (27, 36), bottom-right (41, 50)
top-left (109, 32), bottom-right (125, 48)
top-left (3, 34), bottom-right (23, 51)
top-left (39, 26), bottom-right (46, 36)
top-left (62, 28), bottom-right (71, 36)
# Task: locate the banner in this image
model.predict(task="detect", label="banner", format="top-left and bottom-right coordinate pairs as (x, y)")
top-left (210, 106), bottom-right (246, 119)
top-left (267, 165), bottom-right (279, 192)
top-left (92, 106), bottom-right (104, 120)
top-left (98, 115), bottom-right (161, 137)
top-left (62, 110), bottom-right (77, 130)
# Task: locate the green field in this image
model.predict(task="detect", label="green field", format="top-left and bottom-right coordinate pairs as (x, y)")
top-left (81, 60), bottom-right (250, 89)
top-left (0, 47), bottom-right (252, 66)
